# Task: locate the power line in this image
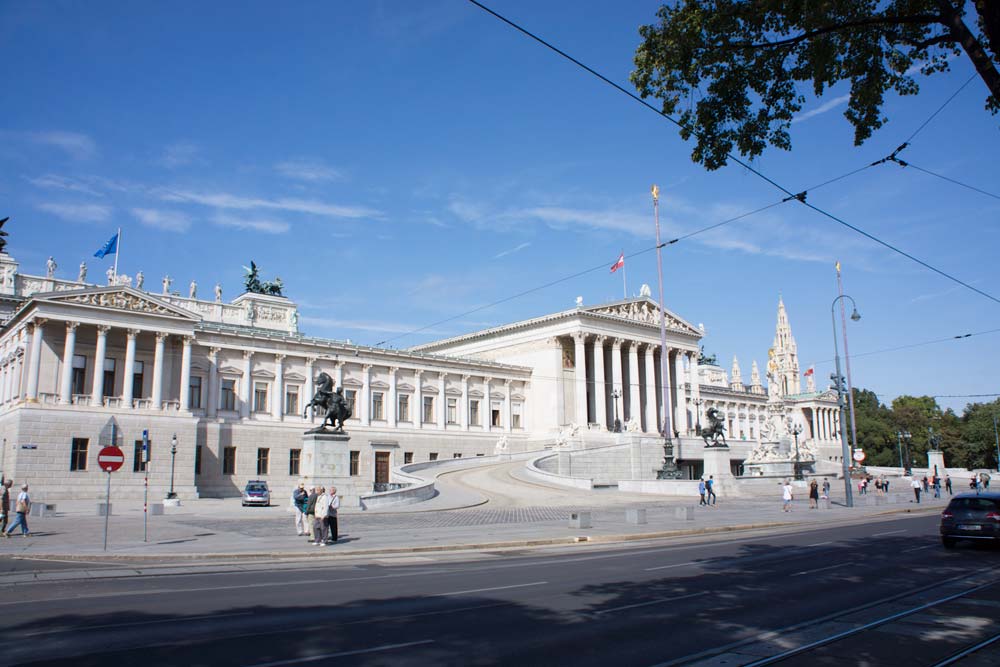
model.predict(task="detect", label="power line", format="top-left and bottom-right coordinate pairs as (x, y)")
top-left (902, 73), bottom-right (978, 145)
top-left (888, 159), bottom-right (1000, 201)
top-left (465, 0), bottom-right (1000, 307)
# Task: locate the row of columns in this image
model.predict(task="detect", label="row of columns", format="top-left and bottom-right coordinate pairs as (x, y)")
top-left (811, 407), bottom-right (840, 441)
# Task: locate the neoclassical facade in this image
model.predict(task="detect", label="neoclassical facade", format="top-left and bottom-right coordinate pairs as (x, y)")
top-left (0, 247), bottom-right (841, 500)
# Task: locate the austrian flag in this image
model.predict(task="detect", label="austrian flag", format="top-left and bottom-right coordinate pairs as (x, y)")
top-left (610, 253), bottom-right (624, 273)
top-left (804, 366), bottom-right (815, 377)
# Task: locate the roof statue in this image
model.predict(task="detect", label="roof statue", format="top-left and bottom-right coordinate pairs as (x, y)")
top-left (0, 217), bottom-right (8, 254)
top-left (243, 261), bottom-right (284, 297)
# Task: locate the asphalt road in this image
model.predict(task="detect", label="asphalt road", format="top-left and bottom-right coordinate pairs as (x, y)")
top-left (1, 514), bottom-right (998, 667)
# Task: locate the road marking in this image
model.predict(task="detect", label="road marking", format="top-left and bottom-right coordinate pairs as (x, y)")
top-left (245, 640), bottom-right (435, 667)
top-left (791, 562), bottom-right (853, 577)
top-left (435, 581), bottom-right (547, 597)
top-left (645, 561), bottom-right (696, 571)
top-left (13, 556), bottom-right (121, 566)
top-left (594, 591), bottom-right (708, 615)
top-left (903, 545), bottom-right (935, 553)
top-left (23, 611), bottom-right (253, 637)
top-left (807, 541), bottom-right (833, 547)
top-left (931, 630), bottom-right (1000, 666)
top-left (872, 529), bottom-right (907, 537)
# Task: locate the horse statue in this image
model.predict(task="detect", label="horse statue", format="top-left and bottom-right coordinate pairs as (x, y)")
top-left (303, 371), bottom-right (351, 433)
top-left (702, 406), bottom-right (729, 448)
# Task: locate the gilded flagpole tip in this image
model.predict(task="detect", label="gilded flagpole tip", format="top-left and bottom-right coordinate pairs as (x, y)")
top-left (651, 184), bottom-right (659, 201)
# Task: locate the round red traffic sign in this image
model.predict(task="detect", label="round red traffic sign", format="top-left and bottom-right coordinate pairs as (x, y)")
top-left (98, 445), bottom-right (125, 472)
top-left (853, 449), bottom-right (866, 462)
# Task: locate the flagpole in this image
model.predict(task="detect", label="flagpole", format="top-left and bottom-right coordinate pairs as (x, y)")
top-left (621, 249), bottom-right (627, 299)
top-left (837, 262), bottom-right (859, 454)
top-left (113, 227), bottom-right (121, 282)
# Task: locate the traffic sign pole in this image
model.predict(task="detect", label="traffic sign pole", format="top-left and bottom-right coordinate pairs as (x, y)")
top-left (143, 430), bottom-right (149, 543)
top-left (103, 470), bottom-right (111, 551)
top-left (98, 444), bottom-right (124, 551)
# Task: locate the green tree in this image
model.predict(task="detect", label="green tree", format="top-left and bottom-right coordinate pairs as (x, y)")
top-left (631, 1), bottom-right (1000, 170)
top-left (955, 399), bottom-right (1000, 469)
top-left (851, 388), bottom-right (897, 466)
top-left (891, 395), bottom-right (942, 467)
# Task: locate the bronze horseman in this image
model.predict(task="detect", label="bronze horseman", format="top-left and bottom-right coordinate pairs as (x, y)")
top-left (702, 406), bottom-right (729, 448)
top-left (303, 372), bottom-right (351, 433)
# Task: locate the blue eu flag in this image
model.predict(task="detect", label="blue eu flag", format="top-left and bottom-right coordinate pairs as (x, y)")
top-left (94, 232), bottom-right (118, 259)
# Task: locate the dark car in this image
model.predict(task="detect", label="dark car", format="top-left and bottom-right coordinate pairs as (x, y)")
top-left (242, 481), bottom-right (271, 507)
top-left (940, 492), bottom-right (1000, 547)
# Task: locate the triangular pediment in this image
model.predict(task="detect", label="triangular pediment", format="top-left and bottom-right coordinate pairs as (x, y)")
top-left (397, 382), bottom-right (415, 392)
top-left (283, 372), bottom-right (306, 382)
top-left (32, 286), bottom-right (202, 322)
top-left (584, 297), bottom-right (701, 336)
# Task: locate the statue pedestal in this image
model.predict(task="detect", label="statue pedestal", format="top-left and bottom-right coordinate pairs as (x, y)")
top-left (927, 450), bottom-right (946, 477)
top-left (702, 446), bottom-right (733, 481)
top-left (300, 432), bottom-right (351, 485)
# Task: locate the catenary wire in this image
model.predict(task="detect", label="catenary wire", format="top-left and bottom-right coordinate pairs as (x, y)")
top-left (465, 0), bottom-right (1000, 306)
top-left (901, 73), bottom-right (978, 145)
top-left (889, 159), bottom-right (1000, 201)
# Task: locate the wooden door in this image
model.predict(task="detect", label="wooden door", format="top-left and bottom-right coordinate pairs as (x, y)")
top-left (374, 451), bottom-right (390, 484)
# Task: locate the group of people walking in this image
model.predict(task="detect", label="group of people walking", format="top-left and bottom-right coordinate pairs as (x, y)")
top-left (291, 483), bottom-right (340, 546)
top-left (697, 476), bottom-right (717, 506)
top-left (1, 479), bottom-right (30, 538)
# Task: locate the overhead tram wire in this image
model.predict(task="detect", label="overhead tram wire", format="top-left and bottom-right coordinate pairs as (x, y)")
top-left (465, 0), bottom-right (1000, 307)
top-left (901, 73), bottom-right (978, 146)
top-left (886, 159), bottom-right (1000, 202)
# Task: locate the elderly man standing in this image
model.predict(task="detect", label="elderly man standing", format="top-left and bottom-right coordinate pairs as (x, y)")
top-left (325, 487), bottom-right (340, 544)
top-left (313, 486), bottom-right (331, 546)
top-left (291, 482), bottom-right (309, 536)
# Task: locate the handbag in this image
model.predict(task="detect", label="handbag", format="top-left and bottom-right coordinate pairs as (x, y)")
top-left (15, 499), bottom-right (27, 513)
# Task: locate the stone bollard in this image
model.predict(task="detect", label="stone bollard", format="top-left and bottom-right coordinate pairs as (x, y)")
top-left (150, 504), bottom-right (164, 516)
top-left (97, 503), bottom-right (112, 517)
top-left (675, 506), bottom-right (695, 521)
top-left (822, 496), bottom-right (831, 510)
top-left (569, 511), bottom-right (592, 529)
top-left (626, 508), bottom-right (647, 525)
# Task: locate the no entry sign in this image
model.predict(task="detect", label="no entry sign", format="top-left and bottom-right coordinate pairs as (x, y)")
top-left (98, 445), bottom-right (125, 472)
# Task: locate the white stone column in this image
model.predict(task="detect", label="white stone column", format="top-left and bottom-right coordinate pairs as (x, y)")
top-left (206, 347), bottom-right (219, 417)
top-left (25, 318), bottom-right (46, 401)
top-left (91, 325), bottom-right (110, 406)
top-left (122, 328), bottom-right (139, 408)
top-left (59, 321), bottom-right (79, 404)
top-left (437, 372), bottom-right (446, 429)
top-left (335, 362), bottom-right (344, 391)
top-left (690, 351), bottom-right (701, 428)
top-left (361, 364), bottom-right (371, 426)
top-left (592, 335), bottom-right (607, 430)
top-left (178, 336), bottom-right (192, 411)
top-left (304, 357), bottom-right (315, 422)
top-left (627, 341), bottom-right (640, 424)
top-left (240, 350), bottom-right (253, 418)
top-left (151, 332), bottom-right (167, 410)
top-left (484, 377), bottom-right (492, 432)
top-left (387, 367), bottom-right (398, 428)
top-left (460, 374), bottom-right (470, 430)
top-left (415, 370), bottom-right (423, 429)
top-left (572, 332), bottom-right (588, 426)
top-left (673, 351), bottom-right (687, 433)
top-left (810, 408), bottom-right (818, 440)
top-left (272, 354), bottom-right (285, 420)
top-left (504, 379), bottom-right (512, 433)
top-left (610, 338), bottom-right (623, 427)
top-left (644, 345), bottom-right (657, 433)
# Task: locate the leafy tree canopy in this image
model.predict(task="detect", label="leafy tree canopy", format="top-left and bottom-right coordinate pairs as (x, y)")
top-left (631, 1), bottom-right (1000, 169)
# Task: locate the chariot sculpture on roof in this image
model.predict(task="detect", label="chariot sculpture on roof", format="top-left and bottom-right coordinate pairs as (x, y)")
top-left (243, 260), bottom-right (285, 297)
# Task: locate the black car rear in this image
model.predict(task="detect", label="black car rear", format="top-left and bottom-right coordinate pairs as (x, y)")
top-left (940, 492), bottom-right (1000, 547)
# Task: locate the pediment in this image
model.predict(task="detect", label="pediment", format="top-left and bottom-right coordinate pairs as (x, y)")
top-left (283, 372), bottom-right (306, 382)
top-left (342, 377), bottom-right (363, 388)
top-left (511, 393), bottom-right (525, 401)
top-left (421, 384), bottom-right (439, 394)
top-left (584, 297), bottom-right (701, 336)
top-left (468, 389), bottom-right (484, 398)
top-left (397, 382), bottom-right (415, 392)
top-left (253, 369), bottom-right (276, 380)
top-left (219, 365), bottom-right (243, 376)
top-left (490, 391), bottom-right (505, 400)
top-left (445, 387), bottom-right (462, 396)
top-left (33, 286), bottom-right (202, 321)
top-left (370, 380), bottom-right (390, 390)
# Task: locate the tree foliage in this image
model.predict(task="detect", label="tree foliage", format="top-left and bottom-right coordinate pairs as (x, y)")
top-left (631, 1), bottom-right (1000, 169)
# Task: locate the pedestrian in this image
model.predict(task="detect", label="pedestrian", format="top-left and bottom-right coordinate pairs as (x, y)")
top-left (698, 478), bottom-right (707, 506)
top-left (0, 479), bottom-right (11, 535)
top-left (874, 478), bottom-right (882, 496)
top-left (706, 475), bottom-right (717, 505)
top-left (912, 478), bottom-right (921, 503)
top-left (883, 477), bottom-right (890, 494)
top-left (945, 475), bottom-right (952, 495)
top-left (822, 477), bottom-right (831, 498)
top-left (922, 476), bottom-right (929, 492)
top-left (292, 482), bottom-right (308, 536)
top-left (313, 486), bottom-right (330, 546)
top-left (305, 486), bottom-right (318, 541)
top-left (4, 484), bottom-right (30, 537)
top-left (858, 479), bottom-right (865, 495)
top-left (970, 476), bottom-right (979, 492)
top-left (808, 479), bottom-right (819, 509)
top-left (982, 473), bottom-right (991, 490)
top-left (782, 480), bottom-right (794, 512)
top-left (933, 476), bottom-right (941, 498)
top-left (326, 486), bottom-right (340, 543)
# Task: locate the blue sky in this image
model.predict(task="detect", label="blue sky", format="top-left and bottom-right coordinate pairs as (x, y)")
top-left (2, 1), bottom-right (998, 414)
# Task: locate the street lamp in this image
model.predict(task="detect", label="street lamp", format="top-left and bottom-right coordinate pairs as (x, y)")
top-left (651, 184), bottom-right (681, 479)
top-left (167, 433), bottom-right (178, 499)
top-left (831, 295), bottom-right (860, 508)
top-left (896, 430), bottom-right (911, 474)
top-left (993, 415), bottom-right (999, 473)
top-left (693, 397), bottom-right (704, 435)
top-left (790, 421), bottom-right (804, 481)
top-left (611, 389), bottom-right (622, 433)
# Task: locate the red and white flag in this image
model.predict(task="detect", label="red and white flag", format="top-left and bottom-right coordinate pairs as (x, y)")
top-left (610, 252), bottom-right (624, 273)
top-left (803, 366), bottom-right (814, 377)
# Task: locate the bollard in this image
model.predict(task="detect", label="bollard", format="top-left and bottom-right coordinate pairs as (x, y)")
top-left (675, 506), bottom-right (695, 521)
top-left (822, 496), bottom-right (831, 510)
top-left (626, 508), bottom-right (647, 525)
top-left (150, 504), bottom-right (164, 516)
top-left (569, 511), bottom-right (592, 529)
top-left (97, 503), bottom-right (112, 517)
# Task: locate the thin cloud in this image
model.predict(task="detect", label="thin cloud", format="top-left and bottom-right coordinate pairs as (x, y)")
top-left (159, 189), bottom-right (381, 219)
top-left (26, 174), bottom-right (103, 197)
top-left (24, 131), bottom-right (97, 159)
top-left (213, 214), bottom-right (289, 234)
top-left (275, 158), bottom-right (344, 183)
top-left (132, 208), bottom-right (191, 232)
top-left (494, 242), bottom-right (531, 259)
top-left (160, 142), bottom-right (202, 168)
top-left (791, 94), bottom-right (851, 124)
top-left (37, 202), bottom-right (112, 223)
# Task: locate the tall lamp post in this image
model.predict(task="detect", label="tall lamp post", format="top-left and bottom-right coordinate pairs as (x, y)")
top-left (790, 421), bottom-right (804, 481)
top-left (831, 295), bottom-right (860, 508)
top-left (167, 433), bottom-right (178, 500)
top-left (693, 398), bottom-right (704, 435)
top-left (652, 184), bottom-right (681, 479)
top-left (993, 415), bottom-right (999, 473)
top-left (896, 430), bottom-right (911, 474)
top-left (611, 389), bottom-right (622, 433)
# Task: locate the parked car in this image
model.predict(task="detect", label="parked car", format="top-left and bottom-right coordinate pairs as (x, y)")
top-left (242, 481), bottom-right (271, 507)
top-left (940, 492), bottom-right (1000, 547)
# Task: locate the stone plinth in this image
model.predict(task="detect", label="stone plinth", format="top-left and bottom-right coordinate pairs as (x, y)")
top-left (927, 450), bottom-right (946, 477)
top-left (744, 461), bottom-right (797, 478)
top-left (300, 432), bottom-right (351, 485)
top-left (702, 446), bottom-right (733, 481)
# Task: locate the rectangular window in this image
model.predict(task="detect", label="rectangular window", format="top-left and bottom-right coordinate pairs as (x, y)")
top-left (253, 382), bottom-right (269, 413)
top-left (220, 379), bottom-right (236, 411)
top-left (422, 396), bottom-right (434, 424)
top-left (133, 438), bottom-right (151, 473)
top-left (71, 354), bottom-right (87, 396)
top-left (285, 385), bottom-right (299, 416)
top-left (349, 450), bottom-right (360, 476)
top-left (256, 447), bottom-right (270, 475)
top-left (289, 448), bottom-right (301, 476)
top-left (345, 389), bottom-right (357, 417)
top-left (189, 376), bottom-right (202, 409)
top-left (470, 399), bottom-right (480, 426)
top-left (398, 394), bottom-right (410, 422)
top-left (491, 403), bottom-right (501, 428)
top-left (512, 402), bottom-right (523, 429)
top-left (222, 446), bottom-right (236, 475)
top-left (447, 397), bottom-right (457, 424)
top-left (70, 437), bottom-right (88, 471)
top-left (195, 445), bottom-right (202, 475)
top-left (404, 452), bottom-right (413, 464)
top-left (103, 358), bottom-right (116, 398)
top-left (372, 391), bottom-right (384, 420)
top-left (453, 453), bottom-right (462, 459)
top-left (132, 360), bottom-right (145, 399)
top-left (429, 452), bottom-right (438, 461)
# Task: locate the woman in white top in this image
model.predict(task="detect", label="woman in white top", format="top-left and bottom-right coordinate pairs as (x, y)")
top-left (312, 487), bottom-right (331, 546)
top-left (782, 482), bottom-right (794, 512)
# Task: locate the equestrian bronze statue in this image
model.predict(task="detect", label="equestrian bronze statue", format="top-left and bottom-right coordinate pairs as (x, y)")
top-left (702, 406), bottom-right (729, 447)
top-left (303, 372), bottom-right (351, 433)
